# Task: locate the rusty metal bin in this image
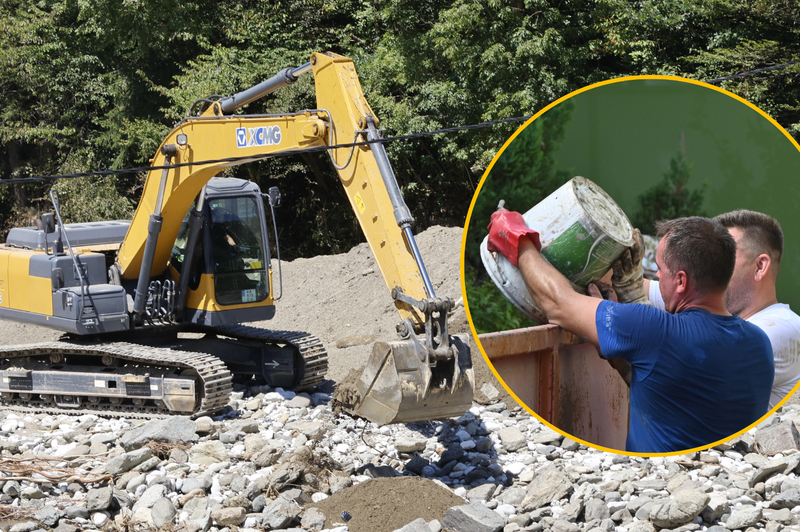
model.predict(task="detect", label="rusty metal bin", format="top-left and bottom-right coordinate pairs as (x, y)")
top-left (479, 324), bottom-right (629, 451)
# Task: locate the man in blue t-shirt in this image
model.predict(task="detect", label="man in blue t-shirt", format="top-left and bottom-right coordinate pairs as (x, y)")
top-left (487, 212), bottom-right (773, 453)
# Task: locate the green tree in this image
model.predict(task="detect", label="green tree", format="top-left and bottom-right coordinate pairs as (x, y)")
top-left (463, 102), bottom-right (573, 334)
top-left (630, 151), bottom-right (707, 236)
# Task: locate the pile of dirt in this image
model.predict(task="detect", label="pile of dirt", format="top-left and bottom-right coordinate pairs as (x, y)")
top-left (309, 476), bottom-right (465, 532)
top-left (257, 224), bottom-right (512, 406)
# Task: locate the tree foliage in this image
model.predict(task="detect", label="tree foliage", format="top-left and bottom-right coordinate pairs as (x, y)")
top-left (630, 151), bottom-right (707, 236)
top-left (1, 0), bottom-right (799, 261)
top-left (463, 102), bottom-right (573, 334)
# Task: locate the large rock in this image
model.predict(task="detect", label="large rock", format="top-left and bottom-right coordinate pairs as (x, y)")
top-left (229, 418), bottom-right (259, 433)
top-left (132, 484), bottom-right (168, 512)
top-left (290, 421), bottom-right (326, 440)
top-left (328, 472), bottom-right (353, 494)
top-left (755, 420), bottom-right (800, 456)
top-left (34, 506), bottom-right (61, 528)
top-left (771, 488), bottom-right (800, 509)
top-left (521, 467), bottom-right (573, 511)
top-left (395, 517), bottom-right (432, 532)
top-left (442, 502), bottom-right (505, 532)
top-left (585, 498), bottom-right (611, 521)
top-left (249, 442), bottom-right (283, 468)
top-left (152, 497), bottom-right (177, 528)
top-left (498, 426), bottom-right (527, 452)
top-left (212, 507), bottom-right (246, 527)
top-left (120, 417), bottom-right (197, 451)
top-left (395, 435), bottom-right (428, 453)
top-left (750, 459), bottom-right (788, 487)
top-left (105, 447), bottom-right (153, 475)
top-left (270, 460), bottom-right (306, 491)
top-left (87, 487), bottom-right (114, 512)
top-left (301, 507), bottom-right (327, 531)
top-left (649, 489), bottom-right (710, 528)
top-left (726, 506), bottom-right (762, 529)
top-left (262, 497), bottom-right (301, 529)
top-left (532, 426), bottom-right (563, 444)
top-left (700, 492), bottom-right (730, 523)
top-left (552, 520), bottom-right (580, 532)
top-left (467, 484), bottom-right (496, 503)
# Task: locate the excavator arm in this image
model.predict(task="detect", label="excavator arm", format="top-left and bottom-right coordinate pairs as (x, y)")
top-left (115, 52), bottom-right (473, 424)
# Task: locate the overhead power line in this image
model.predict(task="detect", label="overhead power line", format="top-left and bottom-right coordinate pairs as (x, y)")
top-left (0, 115), bottom-right (533, 186)
top-left (2, 58), bottom-right (798, 186)
top-left (704, 59), bottom-right (800, 84)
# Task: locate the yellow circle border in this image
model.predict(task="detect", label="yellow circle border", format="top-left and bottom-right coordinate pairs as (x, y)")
top-left (460, 74), bottom-right (800, 458)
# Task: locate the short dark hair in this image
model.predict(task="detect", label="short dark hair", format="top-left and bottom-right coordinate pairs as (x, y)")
top-left (713, 209), bottom-right (783, 269)
top-left (655, 217), bottom-right (736, 293)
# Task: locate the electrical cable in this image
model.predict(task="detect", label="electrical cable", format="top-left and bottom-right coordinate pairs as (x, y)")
top-left (3, 58), bottom-right (798, 186)
top-left (0, 114), bottom-right (532, 185)
top-left (704, 59), bottom-right (800, 84)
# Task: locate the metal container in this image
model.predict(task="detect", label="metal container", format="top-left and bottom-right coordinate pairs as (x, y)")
top-left (480, 176), bottom-right (634, 323)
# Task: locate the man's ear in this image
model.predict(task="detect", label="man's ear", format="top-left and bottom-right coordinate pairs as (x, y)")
top-left (754, 253), bottom-right (772, 282)
top-left (675, 270), bottom-right (688, 294)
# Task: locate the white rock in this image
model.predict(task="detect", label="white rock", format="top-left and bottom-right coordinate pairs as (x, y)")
top-left (92, 512), bottom-right (109, 527)
top-left (263, 392), bottom-right (286, 403)
top-left (504, 462), bottom-right (526, 475)
top-left (496, 504), bottom-right (516, 516)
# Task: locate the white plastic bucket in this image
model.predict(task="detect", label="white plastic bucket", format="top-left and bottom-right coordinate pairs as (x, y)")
top-left (480, 176), bottom-right (634, 323)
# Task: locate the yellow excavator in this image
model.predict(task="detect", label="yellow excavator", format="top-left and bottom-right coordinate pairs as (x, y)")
top-left (0, 52), bottom-right (474, 425)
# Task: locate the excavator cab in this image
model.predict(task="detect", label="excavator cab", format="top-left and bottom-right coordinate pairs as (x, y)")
top-left (169, 178), bottom-right (277, 327)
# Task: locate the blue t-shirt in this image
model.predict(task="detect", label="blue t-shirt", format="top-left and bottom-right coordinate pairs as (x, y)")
top-left (596, 300), bottom-right (774, 453)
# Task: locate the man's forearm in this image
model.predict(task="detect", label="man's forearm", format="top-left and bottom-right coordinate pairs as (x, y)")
top-left (517, 237), bottom-right (601, 345)
top-left (518, 238), bottom-right (575, 317)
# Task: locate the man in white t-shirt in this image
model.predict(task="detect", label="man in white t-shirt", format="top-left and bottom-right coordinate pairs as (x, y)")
top-left (645, 210), bottom-right (800, 408)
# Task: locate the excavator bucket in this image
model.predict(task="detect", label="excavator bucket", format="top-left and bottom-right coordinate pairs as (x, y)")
top-left (338, 332), bottom-right (474, 425)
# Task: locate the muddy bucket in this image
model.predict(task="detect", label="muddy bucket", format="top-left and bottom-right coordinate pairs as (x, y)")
top-left (480, 176), bottom-right (634, 323)
top-left (333, 333), bottom-right (474, 426)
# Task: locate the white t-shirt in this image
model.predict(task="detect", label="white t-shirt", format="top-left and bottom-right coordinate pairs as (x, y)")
top-left (649, 281), bottom-right (800, 409)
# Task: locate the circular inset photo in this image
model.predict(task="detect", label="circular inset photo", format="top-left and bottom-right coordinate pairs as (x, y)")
top-left (462, 76), bottom-right (800, 455)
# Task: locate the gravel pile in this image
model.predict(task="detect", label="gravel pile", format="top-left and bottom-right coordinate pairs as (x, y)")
top-left (1, 384), bottom-right (800, 532)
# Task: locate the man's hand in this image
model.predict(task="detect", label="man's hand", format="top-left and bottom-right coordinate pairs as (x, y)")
top-left (487, 208), bottom-right (541, 268)
top-left (612, 228), bottom-right (650, 305)
top-left (587, 281), bottom-right (618, 302)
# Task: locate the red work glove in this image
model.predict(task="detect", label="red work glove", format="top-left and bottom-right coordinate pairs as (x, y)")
top-left (487, 208), bottom-right (542, 268)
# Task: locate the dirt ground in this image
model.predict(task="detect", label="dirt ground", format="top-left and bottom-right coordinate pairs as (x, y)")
top-left (310, 476), bottom-right (465, 532)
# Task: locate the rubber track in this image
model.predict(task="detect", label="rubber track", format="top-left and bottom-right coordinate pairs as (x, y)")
top-left (0, 327), bottom-right (328, 418)
top-left (201, 325), bottom-right (329, 390)
top-left (0, 340), bottom-right (233, 416)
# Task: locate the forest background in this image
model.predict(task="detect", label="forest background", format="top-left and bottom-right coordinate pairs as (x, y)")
top-left (2, 0), bottom-right (800, 331)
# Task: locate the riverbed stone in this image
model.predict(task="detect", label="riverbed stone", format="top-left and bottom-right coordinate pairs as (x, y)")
top-left (649, 490), bottom-right (710, 528)
top-left (120, 417), bottom-right (197, 451)
top-left (521, 467), bottom-right (573, 511)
